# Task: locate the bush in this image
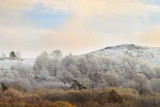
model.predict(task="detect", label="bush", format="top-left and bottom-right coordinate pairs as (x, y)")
top-left (9, 82), bottom-right (27, 92)
top-left (33, 88), bottom-right (65, 102)
top-left (0, 102), bottom-right (54, 107)
top-left (65, 90), bottom-right (92, 104)
top-left (3, 88), bottom-right (24, 98)
top-left (1, 83), bottom-right (8, 91)
top-left (80, 101), bottom-right (101, 107)
top-left (120, 100), bottom-right (136, 107)
top-left (108, 90), bottom-right (123, 103)
top-left (93, 89), bottom-right (122, 104)
top-left (52, 101), bottom-right (75, 107)
top-left (136, 96), bottom-right (160, 107)
top-left (2, 87), bottom-right (160, 107)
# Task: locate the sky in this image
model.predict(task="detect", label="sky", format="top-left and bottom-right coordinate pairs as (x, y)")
top-left (1, 0), bottom-right (160, 58)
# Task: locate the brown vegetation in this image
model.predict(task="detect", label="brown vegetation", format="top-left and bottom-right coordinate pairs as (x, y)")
top-left (0, 87), bottom-right (159, 107)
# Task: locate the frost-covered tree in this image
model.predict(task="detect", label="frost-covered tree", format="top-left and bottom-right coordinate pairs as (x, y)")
top-left (150, 78), bottom-right (160, 92)
top-left (33, 51), bottom-right (49, 77)
top-left (29, 50), bottom-right (160, 92)
top-left (46, 59), bottom-right (61, 76)
top-left (37, 81), bottom-right (70, 89)
top-left (78, 78), bottom-right (91, 89)
top-left (33, 51), bottom-right (63, 84)
top-left (88, 71), bottom-right (105, 88)
top-left (61, 53), bottom-right (77, 68)
top-left (104, 71), bottom-right (123, 87)
top-left (77, 56), bottom-right (90, 76)
top-left (154, 68), bottom-right (160, 79)
top-left (40, 67), bottom-right (49, 76)
top-left (126, 73), bottom-right (151, 94)
top-left (58, 71), bottom-right (74, 84)
top-left (86, 54), bottom-right (102, 73)
top-left (17, 65), bottom-right (33, 78)
top-left (50, 50), bottom-right (63, 60)
top-left (66, 64), bottom-right (81, 78)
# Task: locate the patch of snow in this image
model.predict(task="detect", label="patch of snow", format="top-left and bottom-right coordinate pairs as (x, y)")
top-left (0, 58), bottom-right (35, 70)
top-left (91, 44), bottom-right (160, 65)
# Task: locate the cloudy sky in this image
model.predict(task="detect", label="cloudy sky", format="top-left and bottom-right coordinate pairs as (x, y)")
top-left (1, 0), bottom-right (160, 58)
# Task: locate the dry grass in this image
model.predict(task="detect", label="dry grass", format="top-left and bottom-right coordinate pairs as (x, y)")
top-left (0, 87), bottom-right (159, 107)
top-left (65, 89), bottom-right (92, 104)
top-left (52, 101), bottom-right (76, 107)
top-left (33, 88), bottom-right (65, 102)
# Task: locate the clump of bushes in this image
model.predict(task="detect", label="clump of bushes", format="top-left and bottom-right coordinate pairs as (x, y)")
top-left (33, 88), bottom-right (65, 102)
top-left (0, 87), bottom-right (160, 107)
top-left (52, 101), bottom-right (75, 107)
top-left (108, 89), bottom-right (123, 103)
top-left (65, 90), bottom-right (92, 104)
top-left (9, 82), bottom-right (27, 92)
top-left (93, 89), bottom-right (122, 104)
top-left (81, 101), bottom-right (101, 107)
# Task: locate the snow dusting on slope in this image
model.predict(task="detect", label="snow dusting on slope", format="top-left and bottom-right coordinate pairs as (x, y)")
top-left (91, 44), bottom-right (160, 65)
top-left (0, 58), bottom-right (35, 70)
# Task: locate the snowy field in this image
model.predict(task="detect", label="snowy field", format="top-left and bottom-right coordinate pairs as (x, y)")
top-left (0, 58), bottom-right (35, 70)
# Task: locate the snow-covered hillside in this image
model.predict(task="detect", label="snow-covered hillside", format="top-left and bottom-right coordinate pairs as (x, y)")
top-left (0, 58), bottom-right (35, 70)
top-left (1, 44), bottom-right (160, 92)
top-left (91, 44), bottom-right (160, 65)
top-left (1, 44), bottom-right (160, 70)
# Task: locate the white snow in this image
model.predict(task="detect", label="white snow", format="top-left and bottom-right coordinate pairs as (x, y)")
top-left (1, 44), bottom-right (160, 72)
top-left (91, 44), bottom-right (160, 65)
top-left (0, 58), bottom-right (35, 70)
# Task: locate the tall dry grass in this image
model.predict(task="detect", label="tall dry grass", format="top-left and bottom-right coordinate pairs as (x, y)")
top-left (0, 87), bottom-right (159, 107)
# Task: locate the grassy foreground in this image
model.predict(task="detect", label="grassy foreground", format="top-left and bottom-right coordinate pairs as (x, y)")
top-left (0, 87), bottom-right (160, 107)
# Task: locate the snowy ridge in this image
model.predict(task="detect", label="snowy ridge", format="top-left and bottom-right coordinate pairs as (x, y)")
top-left (91, 44), bottom-right (160, 65)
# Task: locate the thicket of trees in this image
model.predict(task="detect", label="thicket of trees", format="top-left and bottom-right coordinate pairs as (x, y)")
top-left (31, 50), bottom-right (160, 94)
top-left (0, 50), bottom-right (160, 94)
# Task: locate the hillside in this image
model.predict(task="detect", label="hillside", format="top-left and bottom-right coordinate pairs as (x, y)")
top-left (91, 44), bottom-right (160, 65)
top-left (0, 44), bottom-right (159, 71)
top-left (0, 58), bottom-right (35, 70)
top-left (0, 44), bottom-right (160, 93)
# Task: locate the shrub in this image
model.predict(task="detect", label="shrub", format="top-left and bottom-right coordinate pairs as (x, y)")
top-left (1, 87), bottom-right (160, 107)
top-left (93, 91), bottom-right (109, 104)
top-left (80, 101), bottom-right (101, 107)
top-left (102, 103), bottom-right (122, 107)
top-left (105, 87), bottom-right (139, 102)
top-left (65, 90), bottom-right (92, 104)
top-left (23, 95), bottom-right (42, 104)
top-left (41, 93), bottom-right (64, 102)
top-left (0, 102), bottom-right (54, 107)
top-left (52, 101), bottom-right (75, 107)
top-left (108, 90), bottom-right (123, 103)
top-left (136, 96), bottom-right (160, 107)
top-left (33, 88), bottom-right (65, 102)
top-left (93, 89), bottom-right (122, 104)
top-left (3, 88), bottom-right (24, 98)
top-left (120, 100), bottom-right (136, 107)
top-left (9, 82), bottom-right (27, 92)
top-left (1, 83), bottom-right (8, 91)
